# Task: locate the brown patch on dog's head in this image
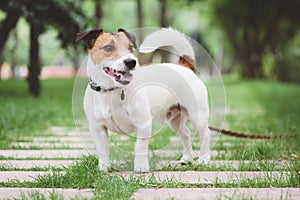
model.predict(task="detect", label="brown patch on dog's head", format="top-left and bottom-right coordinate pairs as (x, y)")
top-left (118, 28), bottom-right (137, 49)
top-left (76, 29), bottom-right (137, 65)
top-left (178, 55), bottom-right (195, 72)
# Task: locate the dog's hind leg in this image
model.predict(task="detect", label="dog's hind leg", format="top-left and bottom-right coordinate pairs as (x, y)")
top-left (188, 109), bottom-right (211, 164)
top-left (168, 114), bottom-right (193, 164)
top-left (197, 127), bottom-right (211, 164)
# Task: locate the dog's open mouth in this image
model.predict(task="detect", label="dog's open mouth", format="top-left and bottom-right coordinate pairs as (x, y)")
top-left (103, 67), bottom-right (133, 85)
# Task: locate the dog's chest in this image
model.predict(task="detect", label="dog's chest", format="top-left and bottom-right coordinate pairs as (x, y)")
top-left (94, 100), bottom-right (135, 134)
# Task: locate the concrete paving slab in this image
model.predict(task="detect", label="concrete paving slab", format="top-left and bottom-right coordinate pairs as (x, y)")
top-left (118, 171), bottom-right (289, 184)
top-left (32, 136), bottom-right (92, 142)
top-left (10, 142), bottom-right (95, 149)
top-left (46, 126), bottom-right (89, 137)
top-left (156, 160), bottom-right (291, 170)
top-left (132, 188), bottom-right (300, 200)
top-left (0, 171), bottom-right (65, 182)
top-left (167, 140), bottom-right (243, 150)
top-left (0, 160), bottom-right (125, 169)
top-left (0, 149), bottom-right (221, 159)
top-left (0, 150), bottom-right (96, 159)
top-left (151, 150), bottom-right (221, 158)
top-left (0, 160), bottom-right (75, 169)
top-left (0, 187), bottom-right (93, 200)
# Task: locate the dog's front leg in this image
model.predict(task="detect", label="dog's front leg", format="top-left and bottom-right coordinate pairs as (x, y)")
top-left (134, 125), bottom-right (152, 173)
top-left (89, 122), bottom-right (110, 172)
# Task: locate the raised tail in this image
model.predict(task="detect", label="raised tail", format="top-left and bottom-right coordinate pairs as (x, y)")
top-left (139, 29), bottom-right (293, 140)
top-left (139, 28), bottom-right (195, 71)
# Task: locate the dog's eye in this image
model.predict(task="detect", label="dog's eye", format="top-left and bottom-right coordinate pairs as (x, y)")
top-left (103, 45), bottom-right (115, 52)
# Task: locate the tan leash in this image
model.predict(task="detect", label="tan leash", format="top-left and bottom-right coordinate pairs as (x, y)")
top-left (208, 126), bottom-right (294, 139)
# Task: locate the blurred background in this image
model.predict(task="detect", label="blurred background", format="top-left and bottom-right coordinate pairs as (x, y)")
top-left (0, 0), bottom-right (300, 96)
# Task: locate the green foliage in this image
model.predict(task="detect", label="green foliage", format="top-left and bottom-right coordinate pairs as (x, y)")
top-left (210, 0), bottom-right (300, 79)
top-left (0, 0), bottom-right (85, 60)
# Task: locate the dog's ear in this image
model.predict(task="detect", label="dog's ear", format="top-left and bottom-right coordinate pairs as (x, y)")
top-left (76, 29), bottom-right (103, 49)
top-left (118, 28), bottom-right (137, 49)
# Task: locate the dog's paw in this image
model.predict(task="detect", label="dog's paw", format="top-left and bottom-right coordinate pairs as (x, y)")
top-left (134, 154), bottom-right (150, 173)
top-left (98, 161), bottom-right (111, 172)
top-left (197, 155), bottom-right (210, 165)
top-left (134, 164), bottom-right (150, 173)
top-left (179, 156), bottom-right (193, 165)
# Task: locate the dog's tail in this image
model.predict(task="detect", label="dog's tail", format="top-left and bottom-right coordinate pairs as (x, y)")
top-left (139, 28), bottom-right (195, 72)
top-left (139, 28), bottom-right (294, 140)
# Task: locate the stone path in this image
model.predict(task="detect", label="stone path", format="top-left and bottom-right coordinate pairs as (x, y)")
top-left (0, 149), bottom-right (94, 159)
top-left (0, 160), bottom-right (75, 169)
top-left (132, 188), bottom-right (300, 200)
top-left (0, 126), bottom-right (298, 199)
top-left (119, 171), bottom-right (290, 184)
top-left (0, 188), bottom-right (93, 200)
top-left (0, 171), bottom-right (66, 182)
top-left (0, 127), bottom-right (94, 199)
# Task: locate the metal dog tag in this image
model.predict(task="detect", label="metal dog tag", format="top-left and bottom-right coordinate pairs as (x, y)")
top-left (121, 90), bottom-right (125, 100)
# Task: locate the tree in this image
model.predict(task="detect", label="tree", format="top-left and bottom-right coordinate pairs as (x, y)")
top-left (0, 0), bottom-right (85, 96)
top-left (0, 2), bottom-right (21, 59)
top-left (137, 0), bottom-right (143, 28)
top-left (159, 0), bottom-right (168, 27)
top-left (95, 0), bottom-right (103, 28)
top-left (211, 0), bottom-right (300, 78)
top-left (28, 23), bottom-right (41, 96)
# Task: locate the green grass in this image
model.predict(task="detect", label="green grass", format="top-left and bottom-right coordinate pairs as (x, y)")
top-left (20, 190), bottom-right (65, 200)
top-left (0, 78), bottom-right (74, 148)
top-left (1, 76), bottom-right (300, 199)
top-left (1, 156), bottom-right (299, 197)
top-left (224, 75), bottom-right (300, 137)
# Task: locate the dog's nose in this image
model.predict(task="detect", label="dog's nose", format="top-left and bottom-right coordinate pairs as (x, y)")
top-left (124, 59), bottom-right (136, 70)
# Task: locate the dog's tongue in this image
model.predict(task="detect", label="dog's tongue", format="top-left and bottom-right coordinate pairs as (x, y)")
top-left (115, 71), bottom-right (133, 84)
top-left (104, 67), bottom-right (133, 85)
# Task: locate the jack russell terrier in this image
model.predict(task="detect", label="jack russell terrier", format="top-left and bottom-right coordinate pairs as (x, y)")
top-left (76, 28), bottom-right (211, 173)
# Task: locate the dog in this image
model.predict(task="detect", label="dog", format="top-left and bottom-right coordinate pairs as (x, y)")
top-left (76, 28), bottom-right (211, 173)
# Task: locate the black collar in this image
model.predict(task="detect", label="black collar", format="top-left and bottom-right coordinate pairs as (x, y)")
top-left (88, 76), bottom-right (120, 92)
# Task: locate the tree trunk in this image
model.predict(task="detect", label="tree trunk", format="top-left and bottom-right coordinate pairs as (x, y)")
top-left (0, 10), bottom-right (21, 80)
top-left (10, 28), bottom-right (18, 79)
top-left (0, 10), bottom-right (21, 59)
top-left (28, 23), bottom-right (41, 97)
top-left (241, 54), bottom-right (264, 79)
top-left (238, 36), bottom-right (264, 79)
top-left (136, 0), bottom-right (149, 64)
top-left (95, 0), bottom-right (103, 28)
top-left (159, 0), bottom-right (167, 27)
top-left (137, 0), bottom-right (143, 28)
top-left (215, 34), bottom-right (224, 73)
top-left (72, 46), bottom-right (80, 72)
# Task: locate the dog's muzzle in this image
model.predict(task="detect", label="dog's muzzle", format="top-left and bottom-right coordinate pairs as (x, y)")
top-left (124, 58), bottom-right (136, 70)
top-left (103, 66), bottom-right (134, 85)
top-left (103, 57), bottom-right (137, 85)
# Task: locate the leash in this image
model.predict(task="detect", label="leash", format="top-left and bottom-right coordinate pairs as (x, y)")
top-left (208, 126), bottom-right (294, 139)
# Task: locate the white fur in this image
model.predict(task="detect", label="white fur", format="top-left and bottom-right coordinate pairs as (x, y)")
top-left (84, 29), bottom-right (210, 173)
top-left (139, 28), bottom-right (195, 58)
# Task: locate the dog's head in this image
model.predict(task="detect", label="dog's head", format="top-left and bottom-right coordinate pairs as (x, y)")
top-left (76, 29), bottom-right (138, 85)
